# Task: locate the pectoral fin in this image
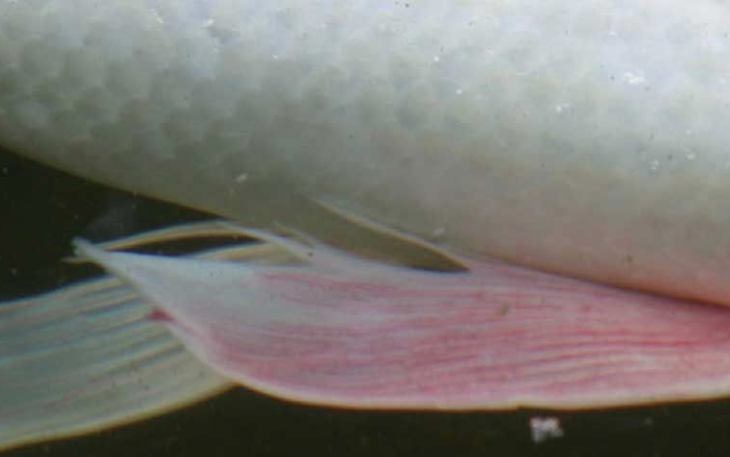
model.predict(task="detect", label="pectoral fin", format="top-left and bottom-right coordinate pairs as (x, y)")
top-left (74, 230), bottom-right (730, 410)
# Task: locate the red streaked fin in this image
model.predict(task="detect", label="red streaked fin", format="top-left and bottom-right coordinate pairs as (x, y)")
top-left (148, 308), bottom-right (174, 322)
top-left (75, 233), bottom-right (730, 410)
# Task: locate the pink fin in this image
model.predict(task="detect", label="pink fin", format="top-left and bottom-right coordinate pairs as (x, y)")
top-left (75, 237), bottom-right (730, 410)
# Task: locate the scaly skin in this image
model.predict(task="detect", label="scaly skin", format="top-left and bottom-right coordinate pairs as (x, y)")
top-left (2, 0), bottom-right (730, 304)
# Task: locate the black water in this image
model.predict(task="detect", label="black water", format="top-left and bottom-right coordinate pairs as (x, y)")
top-left (2, 147), bottom-right (730, 457)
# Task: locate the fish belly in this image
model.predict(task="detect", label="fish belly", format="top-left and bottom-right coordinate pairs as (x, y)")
top-left (2, 0), bottom-right (730, 303)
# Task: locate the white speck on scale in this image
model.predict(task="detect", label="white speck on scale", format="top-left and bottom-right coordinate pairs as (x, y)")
top-left (621, 72), bottom-right (647, 85)
top-left (554, 103), bottom-right (571, 114)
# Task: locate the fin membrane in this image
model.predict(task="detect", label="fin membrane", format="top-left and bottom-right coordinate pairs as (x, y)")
top-left (0, 221), bottom-right (299, 452)
top-left (75, 229), bottom-right (730, 411)
top-left (0, 275), bottom-right (230, 452)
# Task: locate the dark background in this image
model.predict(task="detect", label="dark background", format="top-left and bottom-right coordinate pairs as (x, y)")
top-left (2, 146), bottom-right (729, 457)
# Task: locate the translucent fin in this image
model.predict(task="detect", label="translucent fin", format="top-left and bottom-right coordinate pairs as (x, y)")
top-left (314, 197), bottom-right (468, 269)
top-left (0, 275), bottom-right (231, 452)
top-left (216, 223), bottom-right (320, 265)
top-left (64, 220), bottom-right (249, 263)
top-left (75, 232), bottom-right (730, 411)
top-left (219, 222), bottom-right (437, 274)
top-left (0, 223), bottom-right (300, 453)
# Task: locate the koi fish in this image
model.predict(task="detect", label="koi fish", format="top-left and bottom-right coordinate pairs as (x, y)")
top-left (3, 0), bottom-right (730, 451)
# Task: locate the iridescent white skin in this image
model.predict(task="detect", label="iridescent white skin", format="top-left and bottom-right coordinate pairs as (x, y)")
top-left (2, 0), bottom-right (730, 304)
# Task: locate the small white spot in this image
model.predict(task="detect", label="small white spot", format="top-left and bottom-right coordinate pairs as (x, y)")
top-left (455, 88), bottom-right (464, 95)
top-left (554, 103), bottom-right (571, 114)
top-left (150, 8), bottom-right (165, 24)
top-left (235, 173), bottom-right (248, 183)
top-left (622, 72), bottom-right (648, 85)
top-left (433, 55), bottom-right (441, 63)
top-left (686, 153), bottom-right (697, 160)
top-left (649, 159), bottom-right (660, 171)
top-left (530, 416), bottom-right (564, 444)
top-left (432, 227), bottom-right (446, 238)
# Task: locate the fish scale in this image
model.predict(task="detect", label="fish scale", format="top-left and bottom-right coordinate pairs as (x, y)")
top-left (3, 1), bottom-right (730, 306)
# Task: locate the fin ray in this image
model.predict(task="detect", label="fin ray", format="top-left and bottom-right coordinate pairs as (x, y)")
top-left (74, 233), bottom-right (730, 411)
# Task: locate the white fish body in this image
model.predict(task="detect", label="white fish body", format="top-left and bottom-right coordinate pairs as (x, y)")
top-left (2, 0), bottom-right (730, 304)
top-left (5, 1), bottom-right (730, 450)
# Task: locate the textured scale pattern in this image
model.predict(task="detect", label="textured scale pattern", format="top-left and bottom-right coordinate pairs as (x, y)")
top-left (3, 1), bottom-right (730, 305)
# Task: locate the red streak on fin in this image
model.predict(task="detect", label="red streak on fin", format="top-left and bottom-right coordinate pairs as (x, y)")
top-left (80, 238), bottom-right (730, 410)
top-left (148, 309), bottom-right (173, 323)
